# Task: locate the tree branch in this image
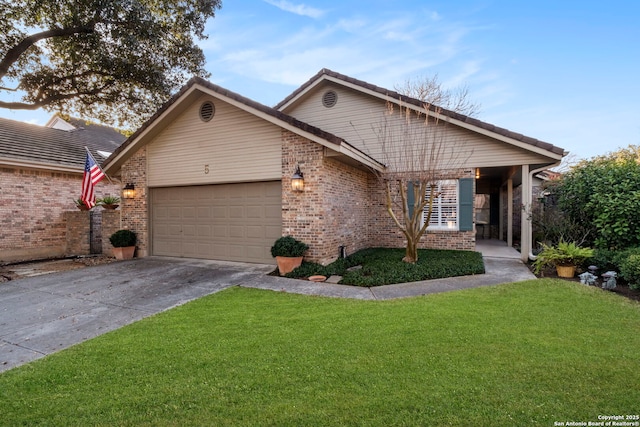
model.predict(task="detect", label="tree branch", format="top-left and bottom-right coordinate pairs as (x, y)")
top-left (0, 25), bottom-right (96, 79)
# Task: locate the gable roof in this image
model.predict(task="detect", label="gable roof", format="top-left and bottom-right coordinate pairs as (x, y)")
top-left (0, 117), bottom-right (124, 172)
top-left (276, 68), bottom-right (565, 159)
top-left (103, 77), bottom-right (383, 175)
top-left (50, 116), bottom-right (126, 154)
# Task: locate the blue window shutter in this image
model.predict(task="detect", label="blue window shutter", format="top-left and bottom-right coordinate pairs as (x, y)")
top-left (407, 181), bottom-right (415, 219)
top-left (459, 178), bottom-right (474, 231)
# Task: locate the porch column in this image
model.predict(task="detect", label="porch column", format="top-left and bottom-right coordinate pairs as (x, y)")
top-left (520, 164), bottom-right (530, 262)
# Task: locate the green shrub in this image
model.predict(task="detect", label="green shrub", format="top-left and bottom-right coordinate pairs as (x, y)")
top-left (285, 262), bottom-right (330, 278)
top-left (109, 229), bottom-right (137, 247)
top-left (270, 236), bottom-right (309, 258)
top-left (620, 254), bottom-right (640, 290)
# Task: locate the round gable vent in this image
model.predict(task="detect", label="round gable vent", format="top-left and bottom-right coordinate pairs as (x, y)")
top-left (199, 101), bottom-right (215, 122)
top-left (322, 90), bottom-right (338, 108)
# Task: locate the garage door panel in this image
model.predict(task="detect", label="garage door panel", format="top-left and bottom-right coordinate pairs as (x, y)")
top-left (212, 207), bottom-right (227, 218)
top-left (246, 206), bottom-right (262, 218)
top-left (246, 225), bottom-right (264, 238)
top-left (151, 181), bottom-right (281, 263)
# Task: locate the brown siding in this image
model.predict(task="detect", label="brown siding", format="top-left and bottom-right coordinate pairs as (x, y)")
top-left (285, 83), bottom-right (553, 169)
top-left (147, 94), bottom-right (281, 187)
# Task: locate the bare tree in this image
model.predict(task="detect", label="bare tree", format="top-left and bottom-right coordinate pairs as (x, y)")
top-left (370, 77), bottom-right (479, 263)
top-left (394, 74), bottom-right (481, 118)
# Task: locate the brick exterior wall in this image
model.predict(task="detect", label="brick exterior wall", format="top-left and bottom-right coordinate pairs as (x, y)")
top-left (101, 210), bottom-right (121, 257)
top-left (64, 211), bottom-right (91, 256)
top-left (0, 166), bottom-right (120, 263)
top-left (119, 147), bottom-right (148, 257)
top-left (282, 131), bottom-right (371, 264)
top-left (281, 131), bottom-right (474, 264)
top-left (366, 169), bottom-right (476, 252)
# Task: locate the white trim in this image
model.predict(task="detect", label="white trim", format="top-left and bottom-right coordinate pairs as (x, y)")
top-left (422, 180), bottom-right (459, 231)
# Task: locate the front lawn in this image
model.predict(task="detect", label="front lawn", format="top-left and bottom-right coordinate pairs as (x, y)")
top-left (1, 280), bottom-right (638, 426)
top-left (286, 247), bottom-right (485, 286)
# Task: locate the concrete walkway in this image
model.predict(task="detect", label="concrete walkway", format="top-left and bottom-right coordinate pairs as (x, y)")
top-left (1, 245), bottom-right (534, 372)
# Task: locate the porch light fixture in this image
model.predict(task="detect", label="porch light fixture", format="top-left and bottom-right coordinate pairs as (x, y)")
top-left (475, 168), bottom-right (481, 179)
top-left (122, 183), bottom-right (136, 199)
top-left (291, 165), bottom-right (304, 192)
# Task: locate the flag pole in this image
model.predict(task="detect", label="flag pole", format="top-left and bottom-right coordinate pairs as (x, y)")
top-left (85, 147), bottom-right (114, 185)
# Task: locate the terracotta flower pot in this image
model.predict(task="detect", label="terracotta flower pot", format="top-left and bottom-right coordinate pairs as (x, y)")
top-left (556, 265), bottom-right (576, 278)
top-left (276, 256), bottom-right (303, 275)
top-left (101, 204), bottom-right (119, 210)
top-left (113, 246), bottom-right (135, 260)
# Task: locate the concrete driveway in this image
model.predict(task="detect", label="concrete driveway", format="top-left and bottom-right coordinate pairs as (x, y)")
top-left (0, 257), bottom-right (273, 373)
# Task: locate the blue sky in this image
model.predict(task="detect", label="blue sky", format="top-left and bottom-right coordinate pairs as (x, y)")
top-left (2, 0), bottom-right (639, 160)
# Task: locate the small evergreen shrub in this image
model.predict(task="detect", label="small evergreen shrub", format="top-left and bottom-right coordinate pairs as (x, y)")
top-left (109, 229), bottom-right (137, 247)
top-left (270, 236), bottom-right (309, 258)
top-left (620, 254), bottom-right (640, 290)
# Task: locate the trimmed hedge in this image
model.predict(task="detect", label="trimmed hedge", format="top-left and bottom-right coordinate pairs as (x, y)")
top-left (286, 247), bottom-right (485, 287)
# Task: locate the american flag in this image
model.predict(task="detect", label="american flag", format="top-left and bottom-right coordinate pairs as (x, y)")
top-left (81, 151), bottom-right (106, 208)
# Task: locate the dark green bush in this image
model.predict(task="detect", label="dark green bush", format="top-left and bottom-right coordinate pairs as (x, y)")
top-left (555, 145), bottom-right (640, 250)
top-left (270, 236), bottom-right (309, 257)
top-left (619, 254), bottom-right (640, 290)
top-left (109, 229), bottom-right (136, 247)
top-left (286, 247), bottom-right (485, 287)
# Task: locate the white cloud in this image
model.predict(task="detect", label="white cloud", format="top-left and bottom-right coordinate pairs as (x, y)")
top-left (263, 0), bottom-right (325, 18)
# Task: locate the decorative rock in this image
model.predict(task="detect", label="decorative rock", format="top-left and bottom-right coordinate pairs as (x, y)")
top-left (326, 275), bottom-right (342, 284)
top-left (601, 271), bottom-right (617, 290)
top-left (579, 272), bottom-right (597, 286)
top-left (346, 265), bottom-right (362, 272)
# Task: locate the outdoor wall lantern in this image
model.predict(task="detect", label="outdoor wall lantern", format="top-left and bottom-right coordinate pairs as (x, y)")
top-left (291, 165), bottom-right (304, 192)
top-left (122, 183), bottom-right (136, 199)
top-left (475, 168), bottom-right (481, 179)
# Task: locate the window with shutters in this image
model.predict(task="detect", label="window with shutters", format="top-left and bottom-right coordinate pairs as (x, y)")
top-left (422, 180), bottom-right (459, 230)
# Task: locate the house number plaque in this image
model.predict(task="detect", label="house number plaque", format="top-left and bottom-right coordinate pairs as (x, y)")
top-left (204, 164), bottom-right (210, 174)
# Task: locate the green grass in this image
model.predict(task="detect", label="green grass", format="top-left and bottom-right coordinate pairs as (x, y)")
top-left (1, 280), bottom-right (639, 426)
top-left (287, 247), bottom-right (485, 286)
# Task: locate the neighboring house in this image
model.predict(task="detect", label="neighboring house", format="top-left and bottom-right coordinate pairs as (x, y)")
top-left (0, 116), bottom-right (125, 263)
top-left (103, 69), bottom-right (565, 265)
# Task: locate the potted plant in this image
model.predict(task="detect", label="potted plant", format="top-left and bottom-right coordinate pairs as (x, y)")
top-left (271, 236), bottom-right (309, 275)
top-left (109, 229), bottom-right (137, 260)
top-left (98, 195), bottom-right (120, 210)
top-left (533, 240), bottom-right (594, 278)
top-left (74, 198), bottom-right (91, 211)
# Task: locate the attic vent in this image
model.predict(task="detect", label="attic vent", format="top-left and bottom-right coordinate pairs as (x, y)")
top-left (322, 90), bottom-right (338, 108)
top-left (199, 101), bottom-right (215, 122)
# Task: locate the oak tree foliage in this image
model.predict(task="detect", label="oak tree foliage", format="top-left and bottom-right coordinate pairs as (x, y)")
top-left (0, 0), bottom-right (221, 127)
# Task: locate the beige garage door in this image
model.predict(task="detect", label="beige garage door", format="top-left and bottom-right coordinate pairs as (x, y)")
top-left (151, 181), bottom-right (282, 264)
